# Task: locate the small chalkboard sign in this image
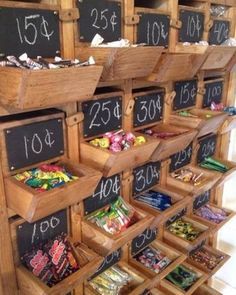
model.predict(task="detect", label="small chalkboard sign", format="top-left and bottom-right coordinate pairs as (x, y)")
top-left (178, 10), bottom-right (204, 43)
top-left (77, 0), bottom-right (122, 42)
top-left (131, 227), bottom-right (158, 256)
top-left (209, 20), bottom-right (230, 45)
top-left (203, 81), bottom-right (223, 108)
top-left (166, 208), bottom-right (187, 227)
top-left (84, 174), bottom-right (121, 215)
top-left (197, 134), bottom-right (217, 163)
top-left (170, 143), bottom-right (193, 172)
top-left (0, 6), bottom-right (60, 57)
top-left (90, 248), bottom-right (122, 279)
top-left (5, 118), bottom-right (64, 171)
top-left (82, 96), bottom-right (122, 138)
top-left (133, 161), bottom-right (161, 195)
top-left (133, 92), bottom-right (164, 127)
top-left (193, 190), bottom-right (211, 211)
top-left (136, 13), bottom-right (170, 47)
top-left (17, 209), bottom-right (68, 258)
top-left (173, 80), bottom-right (197, 111)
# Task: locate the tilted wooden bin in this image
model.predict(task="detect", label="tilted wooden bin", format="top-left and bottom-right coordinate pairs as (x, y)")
top-left (193, 284), bottom-right (223, 295)
top-left (0, 66), bottom-right (103, 109)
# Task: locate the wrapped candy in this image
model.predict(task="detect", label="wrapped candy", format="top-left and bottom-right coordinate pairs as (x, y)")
top-left (14, 164), bottom-right (78, 192)
top-left (199, 157), bottom-right (229, 173)
top-left (135, 191), bottom-right (172, 211)
top-left (171, 168), bottom-right (204, 186)
top-left (195, 204), bottom-right (227, 224)
top-left (168, 219), bottom-right (201, 241)
top-left (143, 129), bottom-right (181, 139)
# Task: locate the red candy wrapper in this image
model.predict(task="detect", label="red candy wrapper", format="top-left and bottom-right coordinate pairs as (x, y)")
top-left (40, 164), bottom-right (64, 172)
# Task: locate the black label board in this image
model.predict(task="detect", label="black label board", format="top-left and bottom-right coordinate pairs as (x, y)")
top-left (136, 13), bottom-right (170, 47)
top-left (178, 10), bottom-right (204, 43)
top-left (173, 80), bottom-right (198, 111)
top-left (0, 7), bottom-right (60, 57)
top-left (203, 81), bottom-right (224, 108)
top-left (77, 0), bottom-right (122, 42)
top-left (133, 92), bottom-right (164, 127)
top-left (170, 143), bottom-right (193, 172)
top-left (133, 161), bottom-right (161, 195)
top-left (17, 209), bottom-right (67, 259)
top-left (5, 118), bottom-right (64, 171)
top-left (193, 190), bottom-right (211, 211)
top-left (209, 20), bottom-right (230, 45)
top-left (166, 208), bottom-right (187, 227)
top-left (131, 227), bottom-right (158, 256)
top-left (84, 174), bottom-right (121, 215)
top-left (89, 248), bottom-right (122, 279)
top-left (82, 96), bottom-right (122, 138)
top-left (197, 134), bottom-right (217, 163)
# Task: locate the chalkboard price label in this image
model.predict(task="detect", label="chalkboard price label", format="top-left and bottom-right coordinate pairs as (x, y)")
top-left (17, 209), bottom-right (68, 258)
top-left (209, 20), bottom-right (230, 45)
top-left (77, 0), bottom-right (122, 42)
top-left (170, 143), bottom-right (193, 172)
top-left (133, 92), bottom-right (164, 127)
top-left (166, 208), bottom-right (187, 227)
top-left (173, 80), bottom-right (197, 111)
top-left (197, 134), bottom-right (217, 163)
top-left (179, 10), bottom-right (204, 43)
top-left (0, 7), bottom-right (60, 57)
top-left (133, 162), bottom-right (161, 195)
top-left (131, 227), bottom-right (158, 256)
top-left (82, 96), bottom-right (122, 138)
top-left (90, 248), bottom-right (122, 279)
top-left (137, 13), bottom-right (170, 47)
top-left (193, 190), bottom-right (211, 211)
top-left (84, 174), bottom-right (121, 215)
top-left (5, 118), bottom-right (64, 171)
top-left (203, 81), bottom-right (223, 108)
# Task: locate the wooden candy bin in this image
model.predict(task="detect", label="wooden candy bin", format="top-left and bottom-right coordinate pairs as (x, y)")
top-left (85, 261), bottom-right (151, 295)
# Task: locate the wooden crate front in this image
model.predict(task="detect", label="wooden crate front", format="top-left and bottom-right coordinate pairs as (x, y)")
top-left (192, 284), bottom-right (223, 295)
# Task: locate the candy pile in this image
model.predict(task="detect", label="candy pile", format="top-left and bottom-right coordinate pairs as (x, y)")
top-left (89, 130), bottom-right (146, 152)
top-left (189, 247), bottom-right (225, 271)
top-left (135, 190), bottom-right (172, 211)
top-left (14, 164), bottom-right (78, 192)
top-left (0, 53), bottom-right (95, 70)
top-left (199, 157), bottom-right (229, 173)
top-left (171, 168), bottom-right (204, 186)
top-left (89, 265), bottom-right (133, 295)
top-left (168, 219), bottom-right (202, 241)
top-left (195, 204), bottom-right (228, 224)
top-left (165, 265), bottom-right (198, 291)
top-left (143, 129), bottom-right (182, 139)
top-left (135, 246), bottom-right (171, 273)
top-left (22, 233), bottom-right (79, 287)
top-left (211, 102), bottom-right (236, 116)
top-left (87, 197), bottom-right (137, 235)
top-left (178, 110), bottom-right (212, 119)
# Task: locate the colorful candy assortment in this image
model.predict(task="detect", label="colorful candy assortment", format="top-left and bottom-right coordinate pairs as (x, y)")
top-left (168, 219), bottom-right (202, 241)
top-left (195, 204), bottom-right (228, 224)
top-left (22, 233), bottom-right (79, 287)
top-left (143, 129), bottom-right (182, 139)
top-left (165, 265), bottom-right (198, 291)
top-left (135, 246), bottom-right (171, 273)
top-left (89, 130), bottom-right (146, 152)
top-left (211, 102), bottom-right (236, 116)
top-left (178, 110), bottom-right (212, 119)
top-left (135, 190), bottom-right (172, 211)
top-left (89, 265), bottom-right (134, 295)
top-left (14, 164), bottom-right (78, 192)
top-left (171, 168), bottom-right (204, 186)
top-left (87, 197), bottom-right (137, 235)
top-left (199, 157), bottom-right (229, 173)
top-left (189, 247), bottom-right (225, 271)
top-left (0, 53), bottom-right (95, 70)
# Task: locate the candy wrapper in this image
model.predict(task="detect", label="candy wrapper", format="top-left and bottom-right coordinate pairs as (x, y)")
top-left (135, 246), bottom-right (171, 273)
top-left (195, 204), bottom-right (227, 224)
top-left (171, 168), bottom-right (204, 186)
top-left (89, 130), bottom-right (146, 152)
top-left (199, 157), bottom-right (229, 173)
top-left (190, 247), bottom-right (225, 271)
top-left (210, 5), bottom-right (228, 17)
top-left (14, 164), bottom-right (78, 192)
top-left (87, 197), bottom-right (137, 235)
top-left (135, 190), bottom-right (172, 211)
top-left (165, 265), bottom-right (198, 291)
top-left (143, 129), bottom-right (182, 139)
top-left (168, 219), bottom-right (202, 241)
top-left (89, 265), bottom-right (132, 295)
